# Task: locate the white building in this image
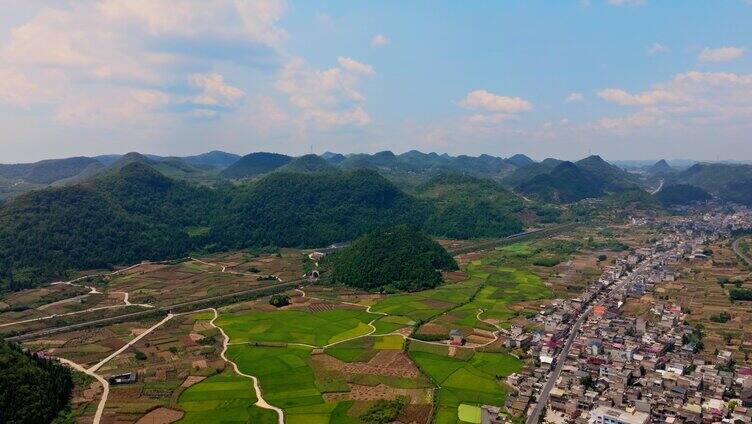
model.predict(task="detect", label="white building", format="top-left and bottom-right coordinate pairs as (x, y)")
top-left (589, 406), bottom-right (650, 424)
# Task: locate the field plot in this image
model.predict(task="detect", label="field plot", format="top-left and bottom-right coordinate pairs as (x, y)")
top-left (655, 241), bottom-right (752, 362)
top-left (216, 306), bottom-right (376, 346)
top-left (178, 372), bottom-right (277, 424)
top-left (194, 248), bottom-right (306, 282)
top-left (370, 278), bottom-right (481, 322)
top-left (415, 242), bottom-right (555, 341)
top-left (408, 341), bottom-right (521, 424)
top-left (23, 316), bottom-right (164, 368)
top-left (226, 334), bottom-right (434, 424)
top-left (106, 260), bottom-right (267, 307)
top-left (0, 283), bottom-right (119, 326)
top-left (86, 311), bottom-right (227, 422)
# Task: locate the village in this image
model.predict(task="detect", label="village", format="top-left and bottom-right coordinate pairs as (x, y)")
top-left (497, 205), bottom-right (752, 424)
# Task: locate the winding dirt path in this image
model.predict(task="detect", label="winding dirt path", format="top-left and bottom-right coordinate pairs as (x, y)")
top-left (207, 308), bottom-right (284, 424)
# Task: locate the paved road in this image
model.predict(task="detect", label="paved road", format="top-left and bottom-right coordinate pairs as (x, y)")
top-left (733, 237), bottom-right (752, 267)
top-left (526, 306), bottom-right (591, 424)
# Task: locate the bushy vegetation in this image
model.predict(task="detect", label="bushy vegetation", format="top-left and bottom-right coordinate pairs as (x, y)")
top-left (516, 161), bottom-right (604, 203)
top-left (730, 287), bottom-right (752, 301)
top-left (0, 340), bottom-right (74, 423)
top-left (269, 294), bottom-right (291, 308)
top-left (710, 311), bottom-right (731, 323)
top-left (220, 152), bottom-right (292, 179)
top-left (655, 184), bottom-right (711, 206)
top-left (326, 225), bottom-right (458, 292)
top-left (359, 396), bottom-right (406, 423)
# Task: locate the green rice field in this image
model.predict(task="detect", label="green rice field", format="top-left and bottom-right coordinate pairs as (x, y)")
top-left (408, 341), bottom-right (521, 424)
top-left (216, 308), bottom-right (376, 346)
top-left (177, 372), bottom-right (277, 424)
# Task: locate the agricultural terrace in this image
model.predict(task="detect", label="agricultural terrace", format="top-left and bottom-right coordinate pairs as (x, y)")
top-left (408, 341), bottom-right (521, 424)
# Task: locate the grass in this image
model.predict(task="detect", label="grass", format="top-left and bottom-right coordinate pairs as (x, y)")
top-left (216, 308), bottom-right (375, 346)
top-left (177, 372), bottom-right (277, 424)
top-left (409, 340), bottom-right (521, 422)
top-left (371, 278), bottom-right (481, 322)
top-left (458, 404), bottom-right (482, 423)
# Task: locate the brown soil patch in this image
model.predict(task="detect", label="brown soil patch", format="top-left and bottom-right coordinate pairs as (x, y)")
top-left (417, 323), bottom-right (447, 335)
top-left (421, 299), bottom-right (454, 309)
top-left (135, 407), bottom-right (184, 424)
top-left (342, 351), bottom-right (420, 379)
top-left (323, 384), bottom-right (427, 404)
top-left (398, 404), bottom-right (433, 424)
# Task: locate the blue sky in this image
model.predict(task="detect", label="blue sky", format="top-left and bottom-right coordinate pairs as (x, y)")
top-left (1, 0), bottom-right (752, 162)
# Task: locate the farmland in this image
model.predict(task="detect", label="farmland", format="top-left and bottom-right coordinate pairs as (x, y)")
top-left (7, 223), bottom-right (620, 424)
top-left (408, 341), bottom-right (521, 424)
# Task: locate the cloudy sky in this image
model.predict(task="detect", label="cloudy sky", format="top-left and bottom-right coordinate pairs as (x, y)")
top-left (2, 0), bottom-right (752, 162)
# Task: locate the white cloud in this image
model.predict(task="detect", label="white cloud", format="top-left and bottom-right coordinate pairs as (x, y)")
top-left (276, 57), bottom-right (374, 128)
top-left (371, 34), bottom-right (390, 47)
top-left (597, 71), bottom-right (752, 131)
top-left (698, 46), bottom-right (745, 62)
top-left (188, 73), bottom-right (245, 107)
top-left (460, 90), bottom-right (532, 113)
top-left (466, 113), bottom-right (515, 125)
top-left (0, 68), bottom-right (50, 108)
top-left (0, 0), bottom-right (286, 127)
top-left (337, 57), bottom-right (376, 76)
top-left (566, 92), bottom-right (584, 102)
top-left (647, 42), bottom-right (670, 55)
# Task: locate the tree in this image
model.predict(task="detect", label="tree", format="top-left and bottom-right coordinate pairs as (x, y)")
top-left (269, 294), bottom-right (291, 308)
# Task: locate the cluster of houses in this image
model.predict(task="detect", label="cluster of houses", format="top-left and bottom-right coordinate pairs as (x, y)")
top-left (502, 209), bottom-right (752, 424)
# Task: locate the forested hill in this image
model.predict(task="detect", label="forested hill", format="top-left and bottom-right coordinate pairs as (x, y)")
top-left (212, 169), bottom-right (428, 249)
top-left (0, 340), bottom-right (74, 423)
top-left (325, 225), bottom-right (458, 292)
top-left (416, 173), bottom-right (526, 239)
top-left (0, 163), bottom-right (215, 290)
top-left (0, 158), bottom-right (568, 292)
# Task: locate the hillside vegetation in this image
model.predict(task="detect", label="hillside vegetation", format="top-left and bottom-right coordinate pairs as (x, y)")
top-left (0, 340), bottom-right (74, 423)
top-left (655, 184), bottom-right (711, 206)
top-left (417, 173), bottom-right (524, 239)
top-left (326, 225), bottom-right (458, 292)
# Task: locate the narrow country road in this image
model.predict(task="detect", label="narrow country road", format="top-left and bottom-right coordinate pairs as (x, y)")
top-left (57, 357), bottom-right (109, 424)
top-left (208, 308), bottom-right (285, 424)
top-left (526, 306), bottom-right (591, 424)
top-left (89, 313), bottom-right (175, 373)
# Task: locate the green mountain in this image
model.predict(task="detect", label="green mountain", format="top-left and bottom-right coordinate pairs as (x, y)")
top-left (416, 173), bottom-right (525, 239)
top-left (718, 179), bottom-right (752, 206)
top-left (647, 159), bottom-right (673, 175)
top-left (182, 150), bottom-right (240, 169)
top-left (214, 169), bottom-right (428, 249)
top-left (655, 184), bottom-right (711, 206)
top-left (0, 162), bottom-right (218, 291)
top-left (325, 225), bottom-right (458, 292)
top-left (220, 152), bottom-right (292, 179)
top-left (502, 158), bottom-right (562, 188)
top-left (275, 154), bottom-right (337, 174)
top-left (672, 163), bottom-right (752, 193)
top-left (516, 161), bottom-right (605, 203)
top-left (337, 150), bottom-right (516, 178)
top-left (321, 152), bottom-right (346, 164)
top-left (506, 154), bottom-right (536, 168)
top-left (0, 156), bottom-right (102, 185)
top-left (575, 155), bottom-right (639, 190)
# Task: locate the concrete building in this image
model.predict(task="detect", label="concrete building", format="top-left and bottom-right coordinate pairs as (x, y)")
top-left (589, 406), bottom-right (649, 424)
